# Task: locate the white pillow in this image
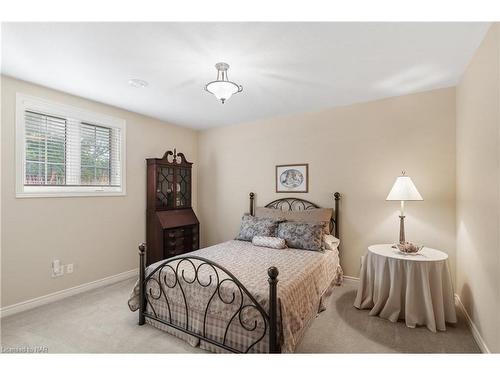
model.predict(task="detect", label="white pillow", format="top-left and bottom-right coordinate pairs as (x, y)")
top-left (323, 234), bottom-right (340, 251)
top-left (252, 236), bottom-right (287, 249)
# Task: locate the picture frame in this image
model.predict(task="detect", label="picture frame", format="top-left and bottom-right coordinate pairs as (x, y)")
top-left (276, 164), bottom-right (309, 193)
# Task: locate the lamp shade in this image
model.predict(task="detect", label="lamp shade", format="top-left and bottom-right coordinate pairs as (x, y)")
top-left (205, 81), bottom-right (240, 102)
top-left (204, 62), bottom-right (243, 104)
top-left (386, 175), bottom-right (423, 201)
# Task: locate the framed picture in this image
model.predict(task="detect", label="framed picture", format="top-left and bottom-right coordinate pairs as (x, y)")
top-left (276, 164), bottom-right (309, 193)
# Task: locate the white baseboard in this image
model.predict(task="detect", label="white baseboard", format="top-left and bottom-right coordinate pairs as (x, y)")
top-left (0, 268), bottom-right (138, 318)
top-left (342, 275), bottom-right (360, 282)
top-left (454, 294), bottom-right (490, 354)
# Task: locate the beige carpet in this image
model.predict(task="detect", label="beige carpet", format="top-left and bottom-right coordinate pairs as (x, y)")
top-left (0, 278), bottom-right (480, 353)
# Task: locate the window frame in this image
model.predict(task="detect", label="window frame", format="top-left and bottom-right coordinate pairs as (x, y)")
top-left (16, 93), bottom-right (127, 198)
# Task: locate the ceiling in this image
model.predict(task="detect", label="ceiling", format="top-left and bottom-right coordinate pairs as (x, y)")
top-left (1, 22), bottom-right (490, 129)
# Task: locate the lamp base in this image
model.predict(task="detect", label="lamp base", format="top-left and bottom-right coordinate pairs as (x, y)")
top-left (399, 215), bottom-right (406, 244)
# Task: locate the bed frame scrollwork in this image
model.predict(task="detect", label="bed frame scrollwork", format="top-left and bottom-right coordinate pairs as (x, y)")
top-left (138, 192), bottom-right (341, 353)
top-left (138, 245), bottom-right (279, 353)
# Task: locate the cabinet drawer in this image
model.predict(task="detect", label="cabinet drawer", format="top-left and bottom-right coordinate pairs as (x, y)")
top-left (165, 248), bottom-right (185, 257)
top-left (165, 236), bottom-right (185, 247)
top-left (168, 228), bottom-right (193, 237)
top-left (165, 229), bottom-right (187, 238)
top-left (175, 228), bottom-right (188, 236)
top-left (163, 224), bottom-right (198, 258)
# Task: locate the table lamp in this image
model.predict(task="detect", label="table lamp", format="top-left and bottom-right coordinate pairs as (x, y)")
top-left (386, 171), bottom-right (423, 244)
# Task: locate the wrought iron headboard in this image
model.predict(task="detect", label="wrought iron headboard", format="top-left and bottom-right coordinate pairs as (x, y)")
top-left (249, 192), bottom-right (341, 239)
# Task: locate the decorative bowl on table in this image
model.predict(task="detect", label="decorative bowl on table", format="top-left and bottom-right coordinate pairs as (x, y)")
top-left (394, 242), bottom-right (423, 254)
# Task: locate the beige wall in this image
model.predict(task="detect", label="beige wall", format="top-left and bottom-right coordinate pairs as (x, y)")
top-left (456, 24), bottom-right (500, 353)
top-left (198, 88), bottom-right (457, 281)
top-left (1, 76), bottom-right (198, 307)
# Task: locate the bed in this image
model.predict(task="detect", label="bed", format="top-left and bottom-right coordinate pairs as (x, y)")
top-left (128, 192), bottom-right (342, 353)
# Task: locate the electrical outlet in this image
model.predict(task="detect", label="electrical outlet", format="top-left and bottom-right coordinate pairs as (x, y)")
top-left (66, 264), bottom-right (74, 274)
top-left (52, 259), bottom-right (64, 278)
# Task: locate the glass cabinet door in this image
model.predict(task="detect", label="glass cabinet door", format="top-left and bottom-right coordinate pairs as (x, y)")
top-left (156, 166), bottom-right (175, 209)
top-left (175, 167), bottom-right (191, 208)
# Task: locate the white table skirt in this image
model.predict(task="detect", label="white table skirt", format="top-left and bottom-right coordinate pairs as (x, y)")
top-left (353, 244), bottom-right (457, 332)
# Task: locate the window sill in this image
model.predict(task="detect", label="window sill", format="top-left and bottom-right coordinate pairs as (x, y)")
top-left (16, 186), bottom-right (126, 198)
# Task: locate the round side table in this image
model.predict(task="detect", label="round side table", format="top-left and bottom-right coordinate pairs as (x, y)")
top-left (353, 244), bottom-right (457, 332)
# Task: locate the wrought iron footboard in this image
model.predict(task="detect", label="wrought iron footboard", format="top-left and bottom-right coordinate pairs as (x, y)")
top-left (138, 243), bottom-right (280, 353)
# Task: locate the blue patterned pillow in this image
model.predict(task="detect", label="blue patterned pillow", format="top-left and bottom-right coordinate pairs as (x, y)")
top-left (277, 221), bottom-right (324, 251)
top-left (236, 215), bottom-right (280, 241)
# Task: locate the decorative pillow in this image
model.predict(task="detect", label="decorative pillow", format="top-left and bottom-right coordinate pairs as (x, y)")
top-left (252, 236), bottom-right (287, 249)
top-left (235, 215), bottom-right (280, 242)
top-left (255, 207), bottom-right (333, 234)
top-left (277, 221), bottom-right (324, 251)
top-left (323, 234), bottom-right (340, 251)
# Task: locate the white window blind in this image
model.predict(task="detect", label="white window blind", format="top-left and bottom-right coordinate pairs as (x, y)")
top-left (25, 111), bottom-right (67, 185)
top-left (16, 94), bottom-right (126, 197)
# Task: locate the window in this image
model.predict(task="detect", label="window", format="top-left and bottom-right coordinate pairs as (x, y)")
top-left (80, 123), bottom-right (113, 186)
top-left (25, 111), bottom-right (67, 185)
top-left (16, 94), bottom-right (126, 197)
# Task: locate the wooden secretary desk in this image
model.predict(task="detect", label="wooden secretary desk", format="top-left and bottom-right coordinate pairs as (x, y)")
top-left (146, 149), bottom-right (199, 266)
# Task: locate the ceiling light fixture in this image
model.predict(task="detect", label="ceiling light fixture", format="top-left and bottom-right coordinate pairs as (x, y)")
top-left (128, 78), bottom-right (149, 88)
top-left (204, 62), bottom-right (243, 104)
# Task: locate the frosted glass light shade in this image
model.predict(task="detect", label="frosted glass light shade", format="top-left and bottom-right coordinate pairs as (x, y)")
top-left (204, 62), bottom-right (243, 104)
top-left (205, 81), bottom-right (240, 103)
top-left (386, 176), bottom-right (423, 201)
